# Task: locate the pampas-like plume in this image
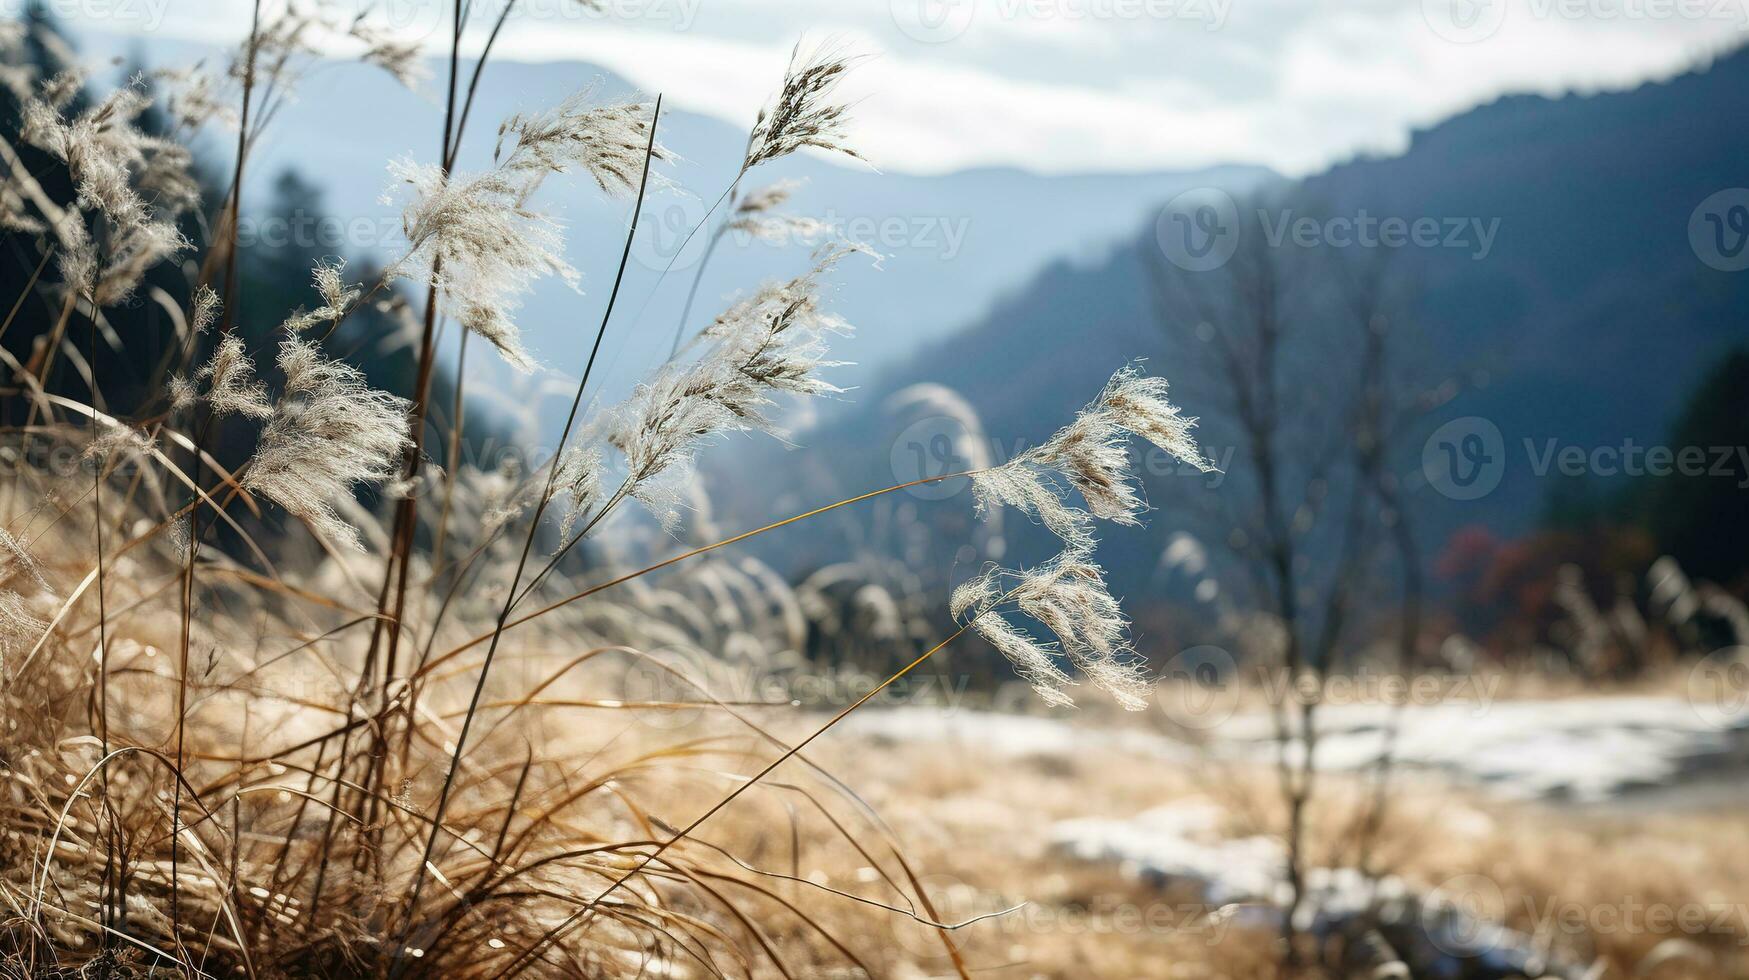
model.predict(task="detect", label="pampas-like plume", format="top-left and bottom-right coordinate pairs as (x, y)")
top-left (953, 551), bottom-right (1149, 710)
top-left (955, 365), bottom-right (1211, 707)
top-left (498, 94), bottom-right (669, 197)
top-left (972, 364), bottom-right (1211, 546)
top-left (608, 248), bottom-right (853, 527)
top-left (241, 337), bottom-right (412, 550)
top-left (185, 333), bottom-right (272, 419)
top-left (20, 70), bottom-right (195, 304)
top-left (387, 97), bottom-right (662, 371)
top-left (723, 178), bottom-right (832, 245)
top-left (1096, 367), bottom-right (1214, 473)
top-left (348, 17), bottom-right (429, 90)
top-left (553, 445), bottom-right (604, 541)
top-left (0, 528), bottom-right (49, 674)
top-left (189, 282), bottom-right (221, 335)
top-left (951, 565), bottom-right (1076, 708)
top-left (386, 161), bottom-right (576, 372)
top-left (282, 259), bottom-right (362, 333)
top-left (743, 44), bottom-right (863, 172)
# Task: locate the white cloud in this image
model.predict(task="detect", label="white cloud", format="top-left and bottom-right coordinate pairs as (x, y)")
top-left (46, 0), bottom-right (1749, 176)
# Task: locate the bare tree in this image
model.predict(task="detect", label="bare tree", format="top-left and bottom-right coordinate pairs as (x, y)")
top-left (1147, 190), bottom-right (1437, 971)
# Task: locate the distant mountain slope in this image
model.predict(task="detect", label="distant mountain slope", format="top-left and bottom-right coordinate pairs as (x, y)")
top-left (79, 30), bottom-right (1273, 407)
top-left (720, 43), bottom-right (1749, 599)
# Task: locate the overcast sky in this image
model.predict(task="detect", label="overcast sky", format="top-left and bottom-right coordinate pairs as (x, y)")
top-left (63, 0), bottom-right (1749, 175)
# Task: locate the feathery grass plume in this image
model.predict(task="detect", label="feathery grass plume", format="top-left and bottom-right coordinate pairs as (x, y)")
top-left (282, 258), bottom-right (362, 332)
top-left (497, 94), bottom-right (669, 196)
top-left (743, 43), bottom-right (864, 172)
top-left (724, 178), bottom-right (830, 244)
top-left (0, 527), bottom-right (49, 678)
top-left (954, 366), bottom-right (1211, 707)
top-left (189, 282), bottom-right (221, 335)
top-left (951, 565), bottom-right (1077, 708)
top-left (385, 95), bottom-right (657, 373)
top-left (0, 181), bottom-right (45, 233)
top-left (1097, 366), bottom-right (1214, 473)
top-left (241, 337), bottom-right (412, 550)
top-left (970, 462), bottom-right (1093, 553)
top-left (609, 248), bottom-right (853, 526)
top-left (953, 550), bottom-right (1150, 709)
top-left (469, 456), bottom-right (529, 535)
top-left (20, 70), bottom-right (195, 304)
top-left (552, 445), bottom-right (604, 541)
top-left (151, 65), bottom-right (239, 133)
top-left (386, 160), bottom-right (575, 371)
top-left (972, 364), bottom-right (1211, 548)
top-left (348, 16), bottom-right (429, 90)
top-left (192, 333), bottom-right (273, 420)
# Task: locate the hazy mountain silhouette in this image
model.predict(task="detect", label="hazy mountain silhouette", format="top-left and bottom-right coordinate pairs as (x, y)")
top-left (715, 42), bottom-right (1749, 611)
top-left (77, 30), bottom-right (1274, 411)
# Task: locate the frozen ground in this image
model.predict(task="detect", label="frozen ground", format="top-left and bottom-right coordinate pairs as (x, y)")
top-left (1047, 802), bottom-right (1592, 978)
top-left (842, 694), bottom-right (1749, 804)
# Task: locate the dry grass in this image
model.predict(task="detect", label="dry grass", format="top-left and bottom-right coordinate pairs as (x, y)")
top-left (2, 7), bottom-right (1744, 980)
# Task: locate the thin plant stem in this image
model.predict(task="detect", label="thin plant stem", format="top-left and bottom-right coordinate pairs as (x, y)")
top-left (496, 615), bottom-right (988, 978)
top-left (390, 94), bottom-right (665, 971)
top-left (668, 220), bottom-right (728, 358)
top-left (431, 469), bottom-right (976, 674)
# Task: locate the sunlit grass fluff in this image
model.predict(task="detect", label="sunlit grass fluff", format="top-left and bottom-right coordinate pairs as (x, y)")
top-left (240, 337), bottom-right (413, 550)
